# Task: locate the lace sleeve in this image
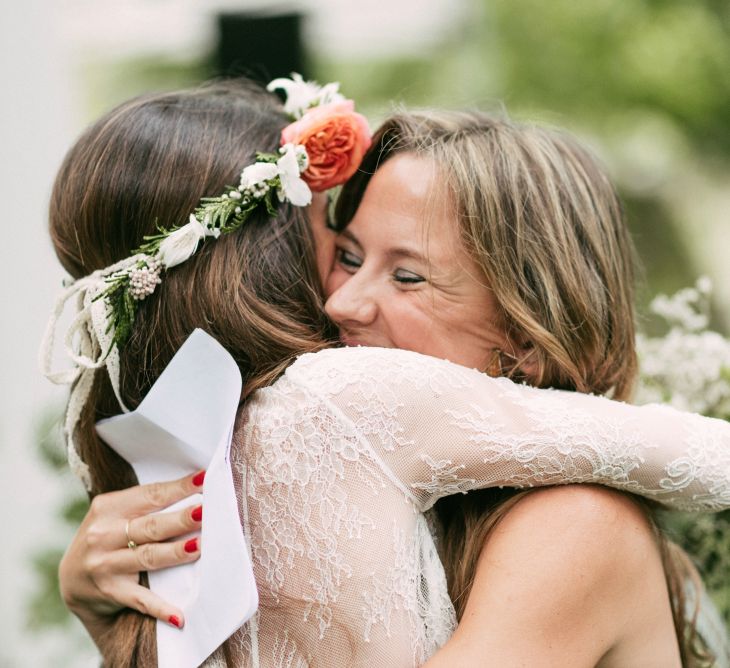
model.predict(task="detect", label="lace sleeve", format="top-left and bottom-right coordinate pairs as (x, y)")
top-left (287, 346), bottom-right (730, 512)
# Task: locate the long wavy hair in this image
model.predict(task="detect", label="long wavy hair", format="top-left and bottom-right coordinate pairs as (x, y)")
top-left (336, 110), bottom-right (712, 666)
top-left (49, 79), bottom-right (334, 666)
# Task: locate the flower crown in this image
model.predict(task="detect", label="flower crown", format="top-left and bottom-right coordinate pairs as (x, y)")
top-left (102, 75), bottom-right (371, 352)
top-left (40, 75), bottom-right (371, 490)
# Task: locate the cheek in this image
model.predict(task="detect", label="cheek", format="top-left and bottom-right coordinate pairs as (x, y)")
top-left (448, 309), bottom-right (508, 368)
top-left (308, 193), bottom-right (336, 286)
top-left (315, 230), bottom-right (336, 287)
top-left (416, 294), bottom-right (504, 368)
top-left (385, 294), bottom-right (440, 347)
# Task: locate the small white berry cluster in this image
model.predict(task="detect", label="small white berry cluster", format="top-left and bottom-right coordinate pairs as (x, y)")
top-left (128, 257), bottom-right (162, 301)
top-left (242, 182), bottom-right (270, 200)
top-left (220, 188), bottom-right (249, 214)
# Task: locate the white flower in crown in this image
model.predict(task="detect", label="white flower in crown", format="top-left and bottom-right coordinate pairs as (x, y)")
top-left (276, 144), bottom-right (312, 206)
top-left (239, 161), bottom-right (279, 191)
top-left (158, 214), bottom-right (217, 268)
top-left (267, 73), bottom-right (345, 119)
top-left (317, 82), bottom-right (345, 107)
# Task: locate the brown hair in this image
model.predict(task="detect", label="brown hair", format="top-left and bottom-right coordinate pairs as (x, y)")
top-left (337, 110), bottom-right (711, 665)
top-left (50, 79), bottom-right (334, 665)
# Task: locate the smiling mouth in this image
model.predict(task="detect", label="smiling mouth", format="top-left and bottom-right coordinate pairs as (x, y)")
top-left (339, 331), bottom-right (377, 348)
top-left (340, 334), bottom-right (366, 347)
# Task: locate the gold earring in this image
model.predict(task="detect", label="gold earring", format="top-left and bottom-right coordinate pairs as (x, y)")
top-left (484, 348), bottom-right (519, 377)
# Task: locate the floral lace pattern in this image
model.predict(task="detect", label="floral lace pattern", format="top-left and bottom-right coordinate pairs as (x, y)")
top-left (215, 346), bottom-right (730, 666)
top-left (412, 454), bottom-right (478, 498)
top-left (659, 408), bottom-right (730, 510)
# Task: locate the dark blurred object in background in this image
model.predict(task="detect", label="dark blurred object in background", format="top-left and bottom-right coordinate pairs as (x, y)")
top-left (216, 11), bottom-right (307, 83)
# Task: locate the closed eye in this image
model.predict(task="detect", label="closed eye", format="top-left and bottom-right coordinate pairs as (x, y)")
top-left (336, 248), bottom-right (362, 272)
top-left (394, 269), bottom-right (425, 284)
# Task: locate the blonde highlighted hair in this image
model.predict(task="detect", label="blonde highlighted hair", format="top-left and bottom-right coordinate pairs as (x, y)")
top-left (338, 110), bottom-right (637, 398)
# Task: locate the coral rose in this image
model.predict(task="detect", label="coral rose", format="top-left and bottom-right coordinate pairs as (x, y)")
top-left (280, 100), bottom-right (371, 191)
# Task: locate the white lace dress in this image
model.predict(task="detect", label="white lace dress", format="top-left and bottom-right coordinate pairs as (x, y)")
top-left (212, 346), bottom-right (730, 667)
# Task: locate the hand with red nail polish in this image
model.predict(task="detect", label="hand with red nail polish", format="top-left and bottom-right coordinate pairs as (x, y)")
top-left (58, 471), bottom-right (205, 650)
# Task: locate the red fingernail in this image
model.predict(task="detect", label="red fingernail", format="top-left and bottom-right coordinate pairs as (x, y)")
top-left (168, 615), bottom-right (182, 629)
top-left (191, 505), bottom-right (202, 522)
top-left (184, 538), bottom-right (198, 553)
top-left (192, 470), bottom-right (206, 487)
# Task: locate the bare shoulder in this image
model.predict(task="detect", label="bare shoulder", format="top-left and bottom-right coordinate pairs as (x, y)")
top-left (504, 483), bottom-right (652, 525)
top-left (428, 485), bottom-right (676, 668)
top-left (485, 486), bottom-right (658, 589)
top-left (426, 487), bottom-right (681, 668)
top-left (499, 485), bottom-right (655, 549)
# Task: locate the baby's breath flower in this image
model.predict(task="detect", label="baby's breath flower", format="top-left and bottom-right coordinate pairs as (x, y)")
top-left (128, 259), bottom-right (162, 300)
top-left (637, 278), bottom-right (730, 418)
top-left (636, 278), bottom-right (730, 623)
top-left (697, 275), bottom-right (712, 294)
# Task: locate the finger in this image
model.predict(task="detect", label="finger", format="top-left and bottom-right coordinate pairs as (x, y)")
top-left (127, 504), bottom-right (203, 546)
top-left (112, 535), bottom-right (202, 574)
top-left (116, 583), bottom-right (186, 628)
top-left (90, 470), bottom-right (206, 520)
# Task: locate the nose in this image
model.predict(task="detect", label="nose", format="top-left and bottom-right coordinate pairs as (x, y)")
top-left (324, 272), bottom-right (378, 328)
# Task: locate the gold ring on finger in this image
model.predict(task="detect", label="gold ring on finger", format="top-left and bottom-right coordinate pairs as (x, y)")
top-left (125, 520), bottom-right (138, 550)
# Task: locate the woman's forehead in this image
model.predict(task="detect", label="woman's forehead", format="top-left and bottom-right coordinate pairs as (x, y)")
top-left (356, 155), bottom-right (453, 229)
top-left (347, 154), bottom-right (467, 266)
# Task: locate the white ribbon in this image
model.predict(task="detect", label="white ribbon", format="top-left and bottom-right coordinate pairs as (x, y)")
top-left (39, 256), bottom-right (143, 489)
top-left (96, 329), bottom-right (258, 668)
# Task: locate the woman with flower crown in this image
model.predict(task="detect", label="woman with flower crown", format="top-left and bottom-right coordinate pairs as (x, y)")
top-left (44, 76), bottom-right (729, 666)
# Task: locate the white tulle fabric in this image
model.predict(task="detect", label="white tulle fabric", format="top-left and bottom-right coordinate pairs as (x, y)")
top-left (204, 346), bottom-right (730, 667)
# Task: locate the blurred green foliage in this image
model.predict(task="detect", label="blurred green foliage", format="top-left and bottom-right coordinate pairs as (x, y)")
top-left (665, 511), bottom-right (730, 623)
top-left (319, 0), bottom-right (730, 151)
top-left (479, 0), bottom-right (730, 153)
top-left (27, 548), bottom-right (69, 630)
top-left (316, 0), bottom-right (730, 328)
top-left (83, 56), bottom-right (214, 121)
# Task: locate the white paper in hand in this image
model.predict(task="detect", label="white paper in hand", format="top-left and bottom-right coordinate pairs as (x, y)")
top-left (96, 329), bottom-right (258, 668)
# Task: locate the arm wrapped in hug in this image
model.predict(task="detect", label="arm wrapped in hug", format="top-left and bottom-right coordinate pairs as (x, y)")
top-left (288, 346), bottom-right (730, 512)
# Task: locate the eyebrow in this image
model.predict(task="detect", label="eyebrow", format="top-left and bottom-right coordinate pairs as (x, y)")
top-left (340, 229), bottom-right (428, 264)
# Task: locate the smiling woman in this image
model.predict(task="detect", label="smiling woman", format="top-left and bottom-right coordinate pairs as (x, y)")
top-left (326, 153), bottom-right (509, 370)
top-left (333, 111), bottom-right (638, 397)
